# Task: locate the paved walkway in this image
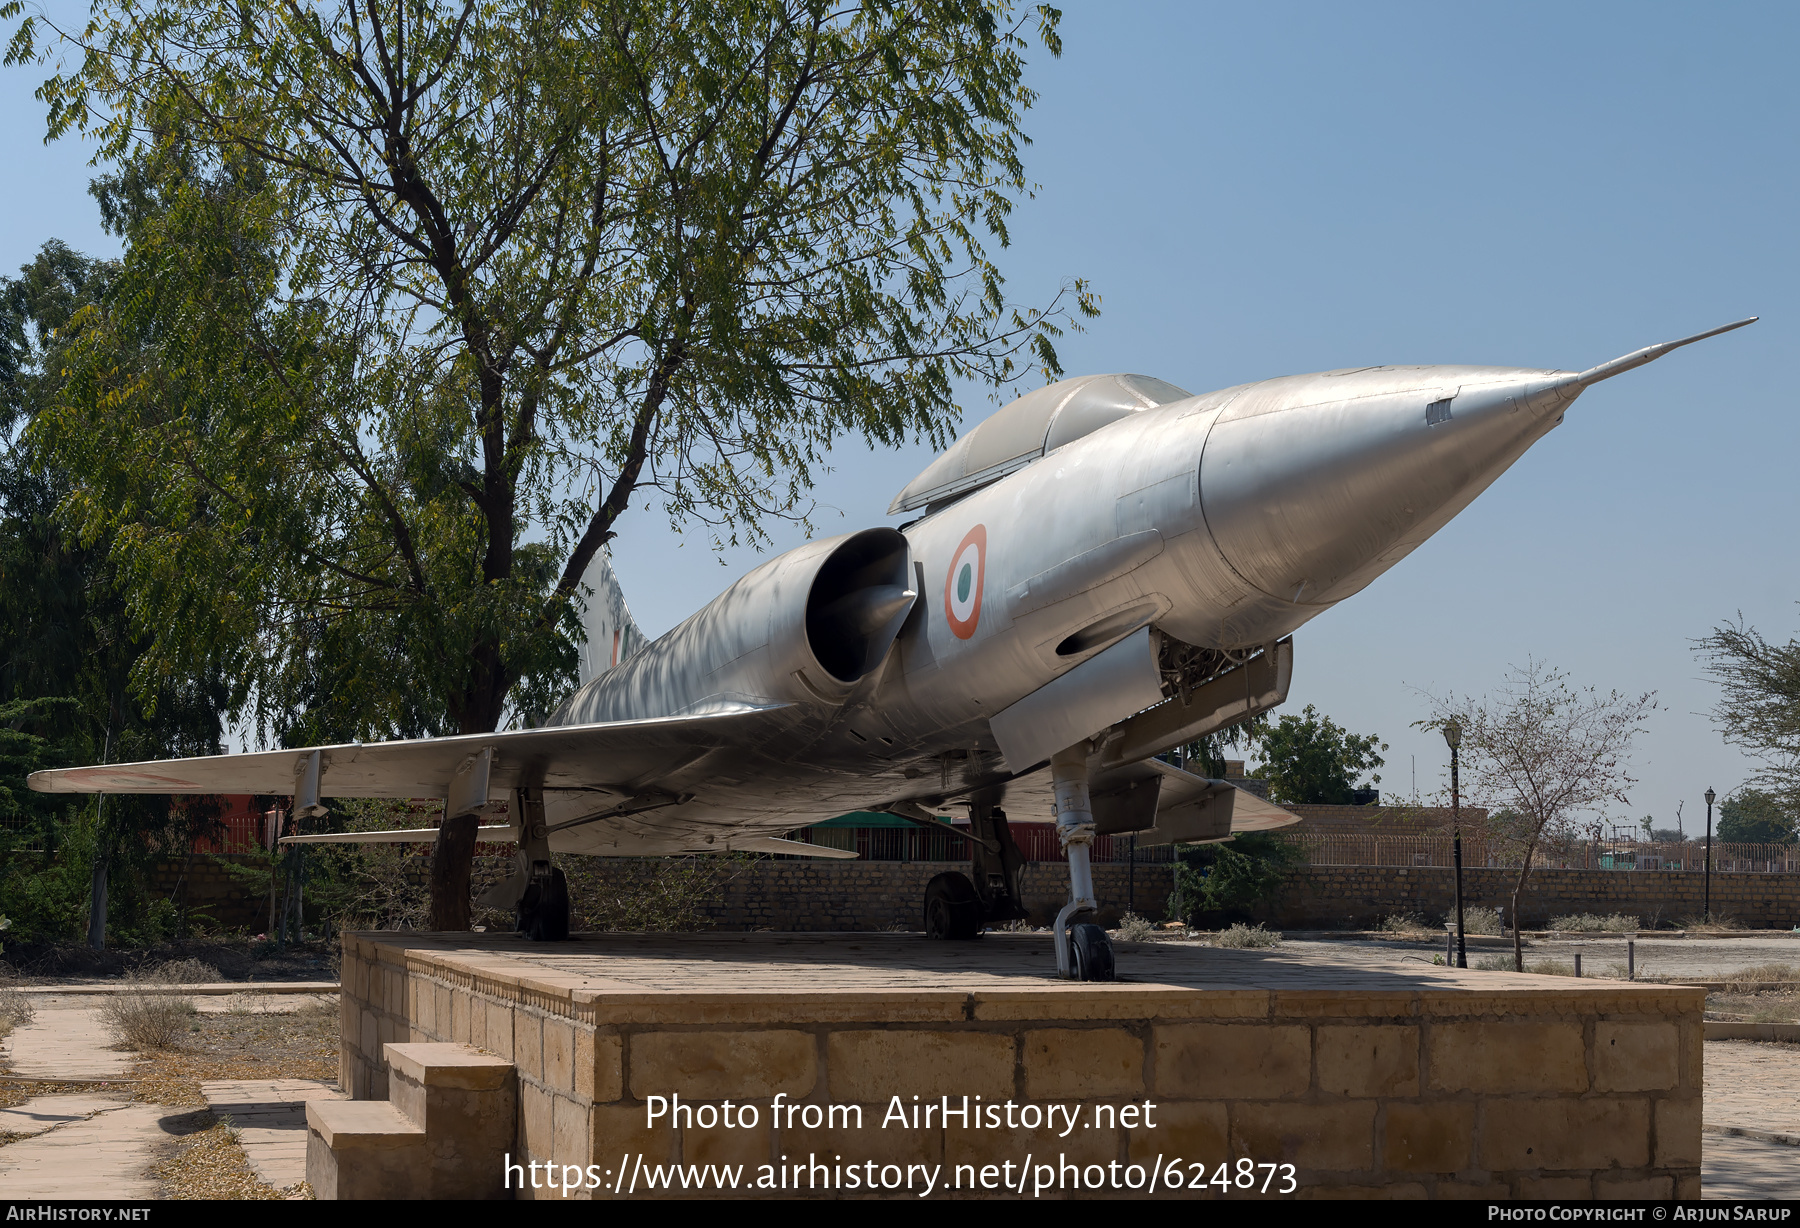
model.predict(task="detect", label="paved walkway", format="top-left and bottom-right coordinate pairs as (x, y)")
top-left (201, 1079), bottom-right (342, 1189)
top-left (1704, 1133), bottom-right (1800, 1200)
top-left (2, 996), bottom-right (135, 1081)
top-left (1705, 1041), bottom-right (1800, 1143)
top-left (0, 1095), bottom-right (165, 1198)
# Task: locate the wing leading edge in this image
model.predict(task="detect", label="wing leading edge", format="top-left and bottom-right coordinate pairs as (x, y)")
top-left (27, 704), bottom-right (794, 801)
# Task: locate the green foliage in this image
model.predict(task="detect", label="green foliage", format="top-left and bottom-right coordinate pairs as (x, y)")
top-left (1181, 714), bottom-right (1270, 780)
top-left (7, 0), bottom-right (1095, 741)
top-left (1167, 832), bottom-right (1300, 923)
top-left (560, 854), bottom-right (744, 932)
top-left (1696, 618), bottom-right (1800, 814)
top-left (1718, 787), bottom-right (1796, 844)
top-left (0, 241), bottom-right (231, 948)
top-left (1251, 704), bottom-right (1386, 804)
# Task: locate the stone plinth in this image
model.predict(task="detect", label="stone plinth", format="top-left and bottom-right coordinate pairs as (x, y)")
top-left (339, 932), bottom-right (1702, 1200)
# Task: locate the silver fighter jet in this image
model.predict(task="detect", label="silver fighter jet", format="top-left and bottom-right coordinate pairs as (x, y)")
top-left (30, 318), bottom-right (1756, 978)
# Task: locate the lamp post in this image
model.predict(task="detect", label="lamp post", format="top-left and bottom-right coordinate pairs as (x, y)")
top-left (1704, 787), bottom-right (1716, 922)
top-left (1445, 718), bottom-right (1467, 969)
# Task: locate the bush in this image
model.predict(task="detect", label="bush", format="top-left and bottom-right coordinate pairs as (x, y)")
top-left (1167, 833), bottom-right (1300, 925)
top-left (1473, 955), bottom-right (1577, 975)
top-left (1114, 913), bottom-right (1157, 942)
top-left (1461, 906), bottom-right (1503, 935)
top-left (98, 965), bottom-right (198, 1050)
top-left (156, 958), bottom-right (222, 984)
top-left (1549, 913), bottom-right (1639, 933)
top-left (559, 855), bottom-right (744, 932)
top-left (1214, 923), bottom-right (1281, 949)
top-left (1677, 912), bottom-right (1746, 932)
top-left (1378, 912), bottom-right (1432, 935)
top-left (1724, 963), bottom-right (1800, 990)
top-left (0, 984), bottom-right (35, 1040)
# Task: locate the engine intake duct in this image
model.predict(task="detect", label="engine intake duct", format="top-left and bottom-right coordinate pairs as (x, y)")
top-left (805, 529), bottom-right (916, 683)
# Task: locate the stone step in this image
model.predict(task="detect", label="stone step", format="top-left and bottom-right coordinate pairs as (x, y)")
top-left (305, 1100), bottom-right (427, 1200)
top-left (308, 1043), bottom-right (517, 1200)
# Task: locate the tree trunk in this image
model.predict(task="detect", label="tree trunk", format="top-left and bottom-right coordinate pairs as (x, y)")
top-left (1510, 845), bottom-right (1537, 972)
top-left (86, 846), bottom-right (109, 951)
top-left (428, 813), bottom-right (482, 931)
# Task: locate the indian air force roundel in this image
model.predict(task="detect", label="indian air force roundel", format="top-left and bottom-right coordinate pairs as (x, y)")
top-left (944, 524), bottom-right (986, 639)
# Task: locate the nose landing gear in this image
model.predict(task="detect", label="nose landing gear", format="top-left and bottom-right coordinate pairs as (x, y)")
top-left (1052, 746), bottom-right (1114, 981)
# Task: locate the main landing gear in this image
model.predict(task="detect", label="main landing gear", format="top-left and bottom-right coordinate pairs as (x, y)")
top-left (922, 794), bottom-right (1030, 941)
top-left (919, 763), bottom-right (1115, 982)
top-left (477, 788), bottom-right (572, 941)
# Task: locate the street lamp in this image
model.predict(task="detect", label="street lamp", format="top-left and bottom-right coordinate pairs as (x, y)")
top-left (1445, 718), bottom-right (1467, 969)
top-left (1704, 786), bottom-right (1716, 922)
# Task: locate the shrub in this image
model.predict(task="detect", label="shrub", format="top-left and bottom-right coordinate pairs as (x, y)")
top-left (1724, 963), bottom-right (1800, 990)
top-left (1677, 912), bottom-right (1746, 932)
top-left (1549, 913), bottom-right (1639, 933)
top-left (1167, 833), bottom-right (1300, 924)
top-left (1115, 913), bottom-right (1158, 942)
top-left (0, 983), bottom-right (35, 1040)
top-left (98, 966), bottom-right (198, 1050)
top-left (1378, 912), bottom-right (1431, 935)
top-left (1474, 955), bottom-right (1579, 975)
top-left (1461, 906), bottom-right (1503, 935)
top-left (156, 958), bottom-right (222, 984)
top-left (1214, 923), bottom-right (1281, 949)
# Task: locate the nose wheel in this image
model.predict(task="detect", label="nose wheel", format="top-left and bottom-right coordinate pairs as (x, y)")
top-left (1068, 922), bottom-right (1115, 981)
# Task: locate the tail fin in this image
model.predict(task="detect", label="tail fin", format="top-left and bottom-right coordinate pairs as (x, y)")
top-left (577, 547), bottom-right (648, 686)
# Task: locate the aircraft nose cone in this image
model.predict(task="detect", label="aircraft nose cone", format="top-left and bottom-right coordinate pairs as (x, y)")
top-left (1198, 371), bottom-right (1578, 606)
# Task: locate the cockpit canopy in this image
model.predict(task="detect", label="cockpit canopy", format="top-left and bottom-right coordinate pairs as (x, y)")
top-left (888, 373), bottom-right (1192, 515)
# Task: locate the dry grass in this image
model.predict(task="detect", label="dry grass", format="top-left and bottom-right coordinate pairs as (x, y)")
top-left (128, 996), bottom-right (339, 1110)
top-left (99, 968), bottom-right (200, 1051)
top-left (1706, 987), bottom-right (1800, 1024)
top-left (1720, 963), bottom-right (1800, 990)
top-left (156, 958), bottom-right (224, 984)
top-left (1113, 913), bottom-right (1158, 942)
top-left (1677, 911), bottom-right (1747, 931)
top-left (1214, 923), bottom-right (1281, 949)
top-left (0, 984), bottom-right (35, 1042)
top-left (152, 1114), bottom-right (288, 1200)
top-left (1474, 954), bottom-right (1577, 975)
top-left (1549, 913), bottom-right (1640, 933)
top-left (1377, 912), bottom-right (1434, 937)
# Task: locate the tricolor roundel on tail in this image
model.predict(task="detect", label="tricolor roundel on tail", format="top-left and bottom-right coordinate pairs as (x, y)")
top-left (944, 524), bottom-right (987, 639)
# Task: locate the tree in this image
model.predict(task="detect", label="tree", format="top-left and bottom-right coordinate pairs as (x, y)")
top-left (1696, 617), bottom-right (1800, 815)
top-left (1167, 831), bottom-right (1299, 926)
top-left (1423, 660), bottom-right (1656, 969)
top-left (0, 240), bottom-right (230, 948)
top-left (1717, 787), bottom-right (1796, 845)
top-left (1251, 704), bottom-right (1385, 805)
top-left (6, 0), bottom-right (1094, 928)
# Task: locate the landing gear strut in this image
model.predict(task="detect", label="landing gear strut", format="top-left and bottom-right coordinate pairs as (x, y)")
top-left (921, 796), bottom-right (1028, 940)
top-left (476, 788), bottom-right (571, 941)
top-left (1052, 746), bottom-right (1114, 981)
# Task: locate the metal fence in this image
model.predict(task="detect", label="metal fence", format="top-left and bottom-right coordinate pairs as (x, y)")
top-left (1274, 833), bottom-right (1800, 873)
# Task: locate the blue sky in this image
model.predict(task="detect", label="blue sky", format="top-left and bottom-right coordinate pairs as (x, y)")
top-left (4, 2), bottom-right (1795, 828)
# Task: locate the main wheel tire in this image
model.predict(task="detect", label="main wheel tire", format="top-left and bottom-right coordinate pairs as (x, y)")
top-left (517, 866), bottom-right (571, 941)
top-left (923, 872), bottom-right (983, 940)
top-left (1070, 922), bottom-right (1115, 982)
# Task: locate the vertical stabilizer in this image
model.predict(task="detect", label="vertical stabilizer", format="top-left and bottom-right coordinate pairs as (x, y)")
top-left (577, 547), bottom-right (648, 686)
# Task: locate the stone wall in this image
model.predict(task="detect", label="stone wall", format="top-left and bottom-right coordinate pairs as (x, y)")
top-left (1249, 865), bottom-right (1800, 931)
top-left (339, 932), bottom-right (1704, 1201)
